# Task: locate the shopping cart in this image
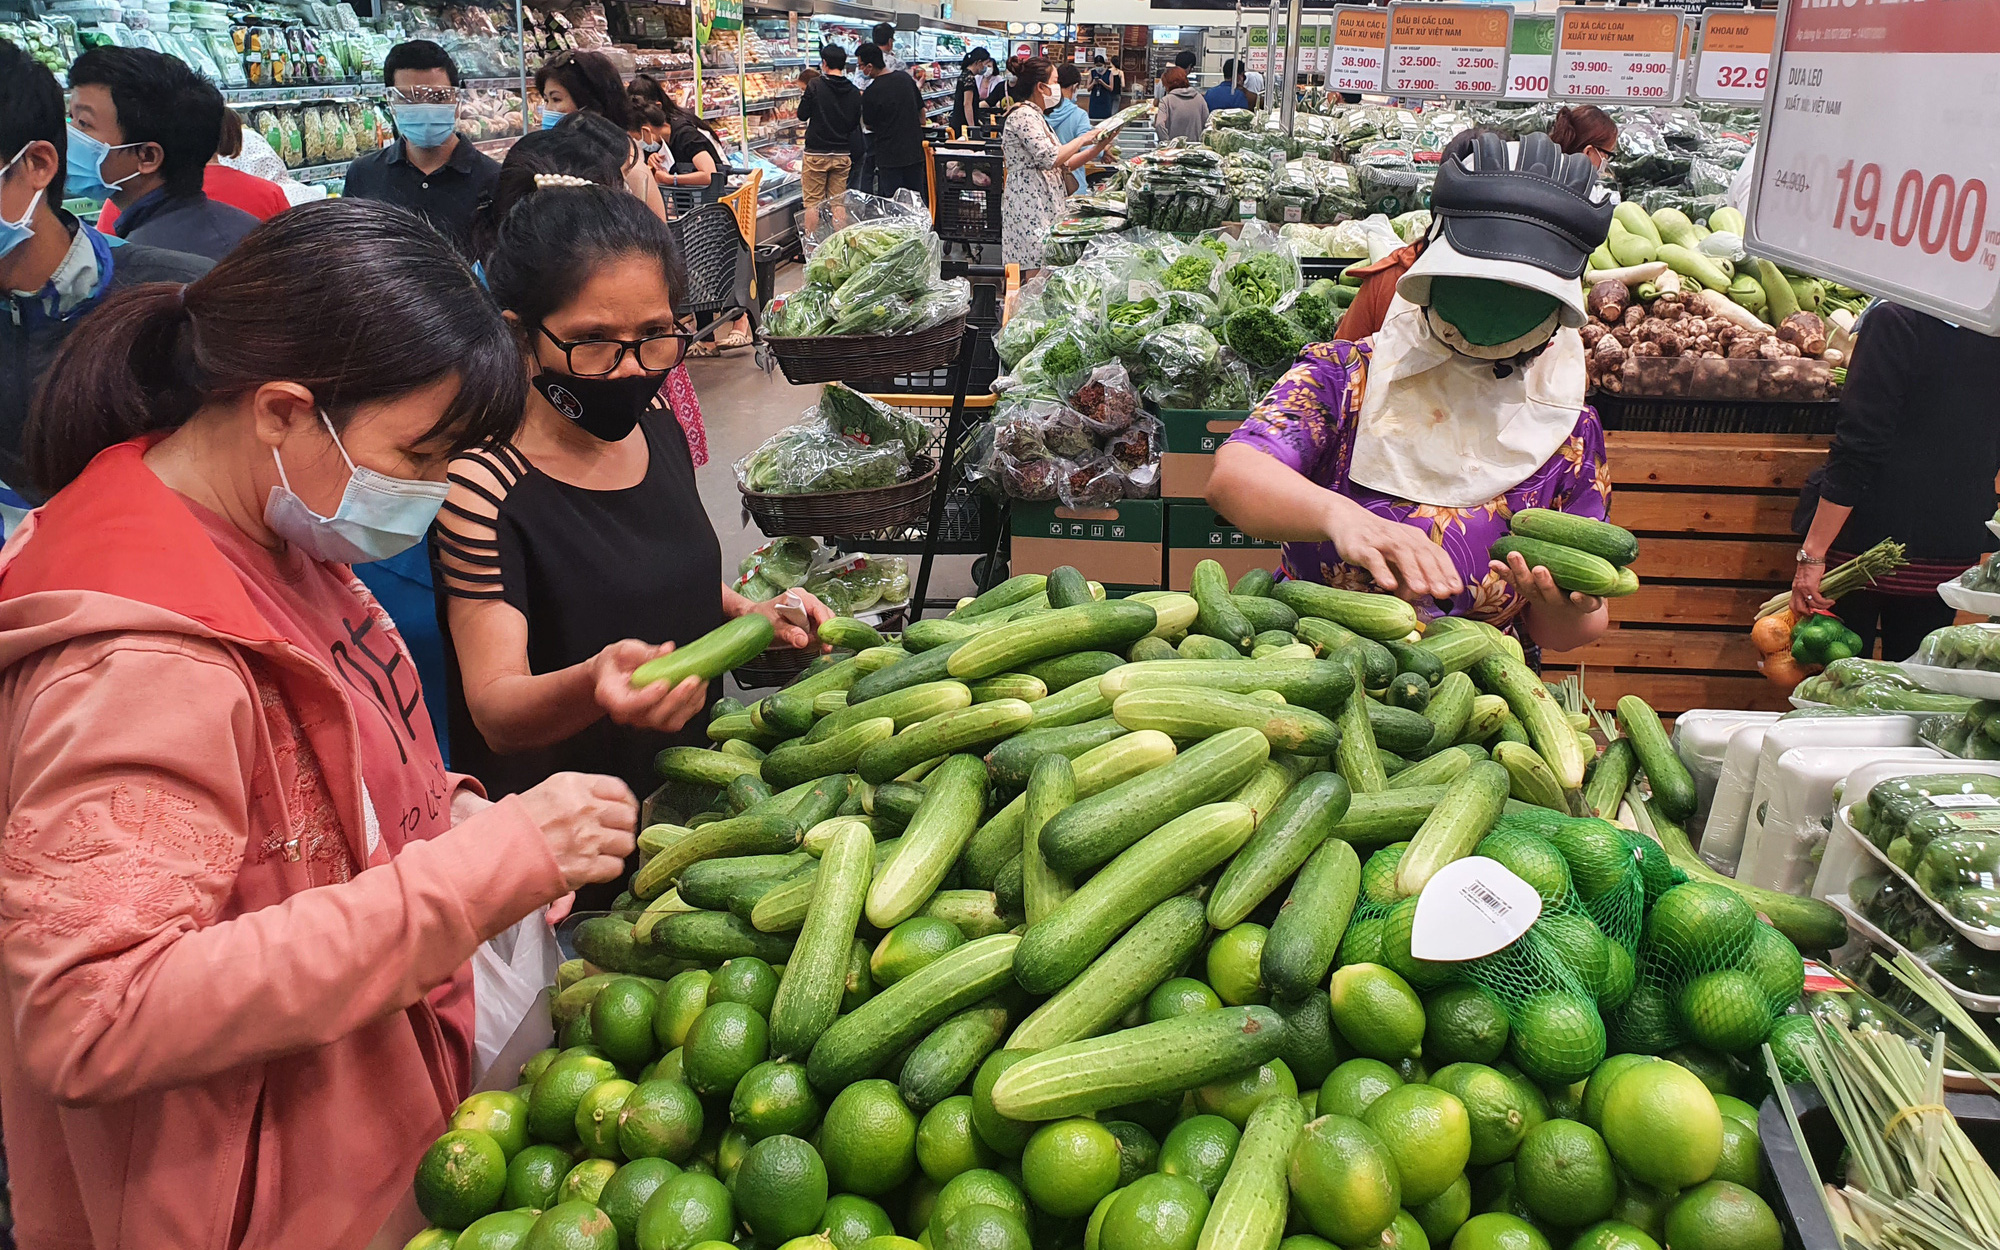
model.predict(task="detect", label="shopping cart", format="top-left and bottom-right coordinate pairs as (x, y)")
top-left (670, 199), bottom-right (760, 345)
top-left (931, 140), bottom-right (1003, 249)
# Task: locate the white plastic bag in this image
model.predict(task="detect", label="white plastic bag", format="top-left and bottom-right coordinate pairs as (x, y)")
top-left (472, 913), bottom-right (561, 1089)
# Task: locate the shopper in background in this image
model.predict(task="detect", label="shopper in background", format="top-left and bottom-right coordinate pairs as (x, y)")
top-left (1048, 63), bottom-right (1092, 143)
top-left (1087, 53), bottom-right (1121, 120)
top-left (0, 197), bottom-right (634, 1250)
top-left (1157, 48), bottom-right (1198, 101)
top-left (871, 22), bottom-right (904, 73)
top-left (1204, 58), bottom-right (1249, 112)
top-left (625, 74), bottom-right (726, 212)
top-left (0, 39), bottom-right (211, 528)
top-left (1001, 57), bottom-right (1120, 272)
top-left (1793, 301), bottom-right (2000, 658)
top-left (342, 39), bottom-right (501, 257)
top-left (798, 43), bottom-right (862, 218)
top-left (99, 109), bottom-right (289, 232)
top-left (1154, 66), bottom-right (1208, 143)
top-left (858, 43), bottom-right (927, 203)
top-left (1550, 104), bottom-right (1619, 171)
top-left (1243, 69), bottom-right (1265, 110)
top-left (952, 48), bottom-right (993, 134)
top-left (66, 47), bottom-right (257, 261)
top-left (1336, 126), bottom-right (1495, 342)
top-left (537, 49), bottom-right (634, 132)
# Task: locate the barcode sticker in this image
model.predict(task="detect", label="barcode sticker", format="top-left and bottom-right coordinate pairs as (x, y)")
top-left (1928, 793), bottom-right (2000, 809)
top-left (1459, 880), bottom-right (1513, 919)
top-left (1410, 856), bottom-right (1542, 961)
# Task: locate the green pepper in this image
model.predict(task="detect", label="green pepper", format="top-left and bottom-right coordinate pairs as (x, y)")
top-left (1792, 613), bottom-right (1865, 665)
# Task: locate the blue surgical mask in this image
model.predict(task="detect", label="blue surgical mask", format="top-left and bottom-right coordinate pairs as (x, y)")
top-left (264, 411), bottom-right (450, 563)
top-left (63, 125), bottom-right (143, 201)
top-left (0, 146), bottom-right (42, 263)
top-left (541, 109), bottom-right (564, 130)
top-left (393, 103), bottom-right (459, 150)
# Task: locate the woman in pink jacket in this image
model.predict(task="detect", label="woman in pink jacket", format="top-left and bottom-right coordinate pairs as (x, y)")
top-left (0, 199), bottom-right (644, 1249)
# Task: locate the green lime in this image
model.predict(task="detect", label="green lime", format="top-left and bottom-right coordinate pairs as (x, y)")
top-left (1447, 1213), bottom-right (1548, 1250)
top-left (415, 1130), bottom-right (508, 1230)
top-left (1711, 1113), bottom-right (1765, 1189)
top-left (1471, 1161), bottom-right (1516, 1215)
top-left (636, 1171), bottom-right (734, 1250)
top-left (1599, 1061), bottom-right (1722, 1192)
top-left (856, 1240), bottom-right (924, 1250)
top-left (599, 1158), bottom-right (680, 1249)
top-left (1330, 964), bottom-right (1426, 1062)
top-left (1598, 944), bottom-right (1636, 1012)
top-left (1568, 1221), bottom-right (1661, 1250)
top-left (1022, 1118), bottom-right (1123, 1218)
top-left (906, 1174), bottom-right (943, 1243)
top-left (937, 1206), bottom-right (1031, 1250)
top-left (654, 970), bottom-right (713, 1052)
top-left (1477, 827), bottom-right (1574, 905)
top-left (1661, 1046), bottom-right (1739, 1098)
top-left (521, 1048), bottom-right (561, 1086)
top-left (681, 1002), bottom-right (768, 1097)
top-left (1512, 1119), bottom-right (1614, 1228)
top-left (820, 1078), bottom-right (919, 1196)
top-left (1318, 1058), bottom-right (1403, 1120)
top-left (559, 1157), bottom-right (617, 1206)
top-left (529, 1051), bottom-right (619, 1146)
top-left (820, 1194), bottom-right (896, 1250)
top-left (927, 1168), bottom-right (1031, 1245)
top-left (1099, 1173), bottom-right (1209, 1250)
top-left (1677, 971), bottom-right (1772, 1055)
top-left (1534, 913), bottom-right (1609, 1000)
top-left (559, 1010), bottom-right (595, 1052)
top-left (618, 1079), bottom-right (705, 1163)
top-left (456, 1208), bottom-right (537, 1250)
top-left (1157, 1114), bottom-right (1240, 1198)
top-left (1607, 985), bottom-right (1679, 1057)
top-left (1102, 1120), bottom-right (1160, 1188)
top-left (708, 957), bottom-right (780, 1016)
top-left (1506, 992), bottom-right (1605, 1086)
top-left (1146, 977), bottom-right (1223, 1023)
top-left (1410, 1172), bottom-right (1474, 1245)
top-left (594, 978), bottom-right (663, 1069)
top-left (1544, 822), bottom-right (1633, 903)
top-left (1106, 1095), bottom-right (1183, 1139)
top-left (1660, 1181), bottom-right (1781, 1250)
top-left (1194, 1059), bottom-right (1297, 1128)
top-left (523, 1200), bottom-right (617, 1250)
top-left (453, 1091), bottom-right (531, 1161)
top-left (1085, 1189), bottom-right (1124, 1250)
top-left (1766, 1015), bottom-right (1820, 1083)
top-left (1425, 986), bottom-right (1511, 1065)
top-left (575, 1078), bottom-right (635, 1159)
top-left (1337, 914), bottom-right (1390, 969)
top-left (731, 1061), bottom-right (823, 1141)
top-left (1277, 1239), bottom-right (1335, 1250)
top-left (652, 1049), bottom-right (684, 1086)
top-left (504, 1142), bottom-right (572, 1211)
top-left (1739, 923), bottom-right (1805, 1008)
top-left (917, 1095), bottom-right (999, 1184)
top-left (1286, 1114), bottom-right (1400, 1245)
top-left (1396, 1056), bottom-right (1431, 1086)
top-left (715, 1124), bottom-right (751, 1186)
top-left (1544, 1080), bottom-right (1584, 1122)
top-left (1642, 883), bottom-right (1755, 968)
top-left (403, 1229), bottom-right (458, 1250)
top-left (1205, 923), bottom-right (1270, 1006)
top-left (735, 1135), bottom-right (829, 1245)
top-left (872, 918), bottom-right (965, 987)
top-left (1363, 1082), bottom-right (1471, 1205)
top-left (1712, 1093), bottom-right (1759, 1127)
top-left (1375, 1210), bottom-right (1430, 1250)
top-left (971, 1050), bottom-right (1036, 1157)
top-left (1580, 1055), bottom-right (1658, 1132)
top-left (1609, 1174), bottom-right (1676, 1243)
top-left (1361, 844), bottom-right (1408, 905)
top-left (1380, 898), bottom-right (1454, 989)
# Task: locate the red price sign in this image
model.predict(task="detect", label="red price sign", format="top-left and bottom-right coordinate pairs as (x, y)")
top-left (1384, 2), bottom-right (1512, 98)
top-left (1692, 11), bottom-right (1776, 103)
top-left (1332, 5), bottom-right (1389, 94)
top-left (1551, 7), bottom-right (1683, 103)
top-left (1748, 0), bottom-right (2000, 333)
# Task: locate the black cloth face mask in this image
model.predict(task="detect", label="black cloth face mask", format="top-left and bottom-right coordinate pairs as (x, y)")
top-left (531, 369), bottom-right (665, 441)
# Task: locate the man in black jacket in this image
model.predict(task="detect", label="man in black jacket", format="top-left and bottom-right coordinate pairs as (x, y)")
top-left (0, 40), bottom-right (210, 521)
top-left (797, 44), bottom-right (862, 220)
top-left (857, 44), bottom-right (927, 205)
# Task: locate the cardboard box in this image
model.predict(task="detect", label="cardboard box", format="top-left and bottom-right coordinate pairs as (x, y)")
top-left (1158, 408), bottom-right (1249, 500)
top-left (1010, 500), bottom-right (1165, 592)
top-left (1166, 503), bottom-right (1283, 591)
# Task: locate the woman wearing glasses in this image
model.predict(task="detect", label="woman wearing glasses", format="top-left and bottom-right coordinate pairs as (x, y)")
top-left (435, 183), bottom-right (827, 889)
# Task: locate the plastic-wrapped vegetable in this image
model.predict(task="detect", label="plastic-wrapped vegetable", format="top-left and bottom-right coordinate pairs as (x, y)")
top-left (1208, 108), bottom-right (1255, 130)
top-left (736, 423), bottom-right (909, 494)
top-left (819, 383), bottom-right (931, 454)
top-left (1916, 623), bottom-right (2000, 670)
top-left (1069, 361), bottom-right (1142, 434)
top-left (764, 286), bottom-right (833, 337)
top-left (1138, 322), bottom-right (1224, 408)
top-left (1222, 305), bottom-right (1309, 372)
top-left (996, 314), bottom-right (1053, 369)
top-left (1219, 238), bottom-right (1301, 313)
top-left (805, 213), bottom-right (934, 289)
top-left (1105, 296), bottom-right (1169, 360)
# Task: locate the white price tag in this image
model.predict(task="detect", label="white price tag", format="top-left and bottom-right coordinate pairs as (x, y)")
top-left (1385, 2), bottom-right (1512, 100)
top-left (1332, 5), bottom-right (1389, 95)
top-left (1411, 857), bottom-right (1544, 962)
top-left (1746, 0), bottom-right (2000, 334)
top-left (1505, 14), bottom-right (1554, 101)
top-left (1551, 6), bottom-right (1682, 104)
top-left (1692, 11), bottom-right (1775, 103)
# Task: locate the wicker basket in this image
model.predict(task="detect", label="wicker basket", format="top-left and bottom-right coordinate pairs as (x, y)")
top-left (762, 315), bottom-right (967, 385)
top-left (739, 454), bottom-right (938, 537)
top-left (731, 645), bottom-right (817, 689)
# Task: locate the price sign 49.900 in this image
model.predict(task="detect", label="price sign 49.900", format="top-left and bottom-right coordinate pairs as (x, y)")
top-left (1746, 1), bottom-right (2000, 334)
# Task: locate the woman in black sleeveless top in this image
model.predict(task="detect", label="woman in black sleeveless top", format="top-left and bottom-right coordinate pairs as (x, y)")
top-left (433, 184), bottom-right (828, 874)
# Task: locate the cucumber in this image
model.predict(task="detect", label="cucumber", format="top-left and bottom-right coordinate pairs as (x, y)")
top-left (1129, 636), bottom-right (1179, 663)
top-left (900, 1001), bottom-right (1011, 1111)
top-left (757, 688), bottom-right (818, 737)
top-left (713, 696), bottom-right (747, 719)
top-left (964, 730), bottom-right (1180, 886)
top-left (1293, 618), bottom-right (1396, 687)
top-left (1384, 640), bottom-right (1443, 686)
top-left (632, 615), bottom-right (776, 688)
top-left (706, 713), bottom-right (784, 749)
top-left (919, 890), bottom-right (1012, 939)
top-left (769, 821), bottom-right (874, 1059)
top-left (750, 835), bottom-right (902, 934)
top-left (1021, 753), bottom-right (1077, 926)
top-left (1028, 676), bottom-right (1116, 729)
top-left (1178, 633), bottom-right (1244, 661)
top-left (1630, 797), bottom-right (1849, 951)
top-left (867, 753), bottom-right (991, 928)
top-left (1385, 747), bottom-right (1472, 791)
top-left (969, 673), bottom-right (1048, 703)
top-left (1039, 728), bottom-right (1270, 877)
top-left (949, 574), bottom-right (1048, 620)
top-left (1261, 837), bottom-right (1361, 997)
top-left (763, 717), bottom-right (897, 789)
top-left (677, 851), bottom-right (813, 911)
top-left (1336, 787), bottom-right (1448, 845)
top-left (903, 617), bottom-right (985, 652)
top-left (1021, 651), bottom-right (1126, 691)
top-left (718, 738), bottom-right (766, 762)
top-left (1331, 655), bottom-right (1386, 795)
top-left (1609, 566), bottom-right (1641, 597)
top-left (987, 716), bottom-right (1131, 789)
top-left (1385, 672), bottom-right (1431, 713)
top-left (820, 616), bottom-right (887, 652)
top-left (1422, 672), bottom-right (1476, 752)
top-left (573, 916), bottom-right (690, 979)
top-left (857, 700), bottom-right (1034, 785)
top-left (1492, 717), bottom-right (1530, 748)
top-left (868, 781), bottom-right (926, 830)
top-left (1253, 630), bottom-right (1297, 652)
top-left (803, 815), bottom-right (872, 855)
top-left (1233, 568), bottom-right (1277, 598)
top-left (1366, 701), bottom-right (1441, 757)
top-left (1616, 695), bottom-right (1695, 822)
top-left (1009, 896), bottom-right (1208, 1050)
top-left (948, 602), bottom-right (1160, 681)
top-left (630, 889), bottom-right (700, 944)
top-left (847, 639), bottom-right (970, 705)
top-left (1474, 654), bottom-right (1587, 796)
top-left (807, 680), bottom-right (973, 744)
top-left (1208, 771), bottom-right (1352, 928)
top-left (1414, 627), bottom-right (1493, 675)
top-left (1099, 659), bottom-right (1355, 714)
top-left (651, 910), bottom-right (795, 964)
top-left (989, 1004), bottom-right (1285, 1119)
top-left (1584, 738), bottom-right (1636, 819)
top-left (1270, 582), bottom-right (1418, 642)
top-left (1489, 535), bottom-right (1622, 597)
top-left (632, 808), bottom-right (805, 900)
top-left (1230, 753), bottom-right (1319, 828)
top-left (1378, 749), bottom-right (1410, 776)
top-left (1016, 802), bottom-right (1257, 994)
top-left (1463, 694), bottom-right (1511, 743)
top-left (1192, 558), bottom-right (1256, 652)
top-left (1509, 508), bottom-right (1639, 567)
top-left (993, 853), bottom-right (1025, 918)
top-left (1395, 761), bottom-right (1511, 897)
top-left (725, 773), bottom-right (774, 813)
top-left (1233, 595), bottom-right (1299, 633)
top-left (806, 933), bottom-right (1022, 1091)
top-left (655, 746), bottom-right (762, 788)
top-left (1128, 590), bottom-right (1200, 638)
top-left (1046, 566), bottom-right (1095, 609)
top-left (1495, 741), bottom-right (1568, 812)
top-left (1198, 1093), bottom-right (1307, 1250)
top-left (1111, 688), bottom-right (1339, 756)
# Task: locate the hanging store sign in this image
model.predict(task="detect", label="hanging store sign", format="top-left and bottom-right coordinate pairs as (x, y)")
top-left (1331, 6), bottom-right (1390, 94)
top-left (1691, 9), bottom-right (1775, 103)
top-left (1505, 14), bottom-right (1554, 101)
top-left (1551, 6), bottom-right (1683, 103)
top-left (1384, 2), bottom-right (1512, 99)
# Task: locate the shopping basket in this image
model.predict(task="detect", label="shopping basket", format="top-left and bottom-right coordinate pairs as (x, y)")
top-left (932, 142), bottom-right (1003, 246)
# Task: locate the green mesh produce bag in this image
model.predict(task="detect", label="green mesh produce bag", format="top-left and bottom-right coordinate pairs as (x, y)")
top-left (1611, 877), bottom-right (1806, 1058)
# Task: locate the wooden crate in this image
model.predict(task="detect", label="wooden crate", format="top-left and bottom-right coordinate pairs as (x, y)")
top-left (1539, 430), bottom-right (1829, 718)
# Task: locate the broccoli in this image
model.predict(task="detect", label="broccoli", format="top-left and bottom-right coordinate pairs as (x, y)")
top-left (1223, 306), bottom-right (1310, 372)
top-left (1164, 253), bottom-right (1217, 293)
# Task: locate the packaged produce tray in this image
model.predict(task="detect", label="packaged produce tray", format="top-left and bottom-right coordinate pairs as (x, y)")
top-left (739, 454), bottom-right (938, 538)
top-left (1938, 574), bottom-right (2000, 616)
top-left (1898, 660), bottom-right (2000, 700)
top-left (1828, 893), bottom-right (2000, 1015)
top-left (1850, 820), bottom-right (2000, 951)
top-left (1590, 390), bottom-right (1841, 435)
top-left (762, 314), bottom-right (967, 385)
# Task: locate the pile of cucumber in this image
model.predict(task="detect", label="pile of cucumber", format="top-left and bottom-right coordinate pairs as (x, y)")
top-left (1489, 510), bottom-right (1641, 600)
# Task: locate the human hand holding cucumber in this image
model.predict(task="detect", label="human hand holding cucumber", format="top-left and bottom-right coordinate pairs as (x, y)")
top-left (593, 638), bottom-right (711, 732)
top-left (731, 586), bottom-right (834, 651)
top-left (1324, 495), bottom-right (1464, 601)
top-left (1490, 549), bottom-right (1608, 651)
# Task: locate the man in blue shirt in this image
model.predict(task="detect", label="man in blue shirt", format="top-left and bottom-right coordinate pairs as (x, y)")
top-left (1204, 58), bottom-right (1250, 112)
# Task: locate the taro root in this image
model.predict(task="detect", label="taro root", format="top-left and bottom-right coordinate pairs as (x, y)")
top-left (1776, 311), bottom-right (1829, 356)
top-left (1592, 336), bottom-right (1629, 369)
top-left (1726, 336), bottom-right (1764, 359)
top-left (1652, 295), bottom-right (1686, 322)
top-left (1622, 304), bottom-right (1646, 329)
top-left (1631, 340), bottom-right (1663, 358)
top-left (1611, 326), bottom-right (1636, 347)
top-left (1756, 337), bottom-right (1791, 361)
top-left (1580, 322), bottom-right (1606, 349)
top-left (1587, 279), bottom-right (1630, 324)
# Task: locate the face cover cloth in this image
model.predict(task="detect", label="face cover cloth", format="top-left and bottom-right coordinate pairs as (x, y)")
top-left (531, 368), bottom-right (665, 442)
top-left (1425, 276), bottom-right (1562, 353)
top-left (264, 411), bottom-right (451, 563)
top-left (393, 104), bottom-right (459, 149)
top-left (1345, 295), bottom-right (1586, 509)
top-left (64, 125), bottom-right (143, 201)
top-left (0, 146), bottom-right (41, 262)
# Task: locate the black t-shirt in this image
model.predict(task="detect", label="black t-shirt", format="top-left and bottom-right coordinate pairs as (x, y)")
top-left (668, 121), bottom-right (727, 172)
top-left (341, 133), bottom-right (500, 257)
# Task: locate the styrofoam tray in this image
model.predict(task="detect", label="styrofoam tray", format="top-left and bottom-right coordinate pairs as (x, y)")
top-left (1899, 662), bottom-right (2000, 699)
top-left (1829, 893), bottom-right (2000, 1013)
top-left (1939, 576), bottom-right (2000, 616)
top-left (1790, 696), bottom-right (1828, 709)
top-left (1987, 518), bottom-right (2000, 542)
top-left (1850, 825), bottom-right (2000, 951)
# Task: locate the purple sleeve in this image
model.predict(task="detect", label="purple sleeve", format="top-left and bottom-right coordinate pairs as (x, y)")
top-left (1222, 341), bottom-right (1359, 485)
top-left (1557, 408), bottom-right (1612, 522)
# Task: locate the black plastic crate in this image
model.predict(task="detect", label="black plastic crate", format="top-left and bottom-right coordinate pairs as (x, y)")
top-left (1298, 257), bottom-right (1359, 283)
top-left (934, 148), bottom-right (1003, 244)
top-left (1593, 391), bottom-right (1841, 435)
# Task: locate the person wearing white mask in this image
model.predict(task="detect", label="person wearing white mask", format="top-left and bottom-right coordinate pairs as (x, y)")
top-left (1208, 133), bottom-right (1618, 656)
top-left (1000, 57), bottom-right (1123, 272)
top-left (343, 40), bottom-right (502, 257)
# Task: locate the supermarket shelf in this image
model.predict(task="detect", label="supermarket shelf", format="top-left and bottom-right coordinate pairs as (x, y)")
top-left (702, 91), bottom-right (802, 119)
top-left (463, 77), bottom-right (527, 90)
top-left (224, 83), bottom-right (376, 104)
top-left (923, 88), bottom-right (953, 100)
top-left (290, 160), bottom-right (353, 181)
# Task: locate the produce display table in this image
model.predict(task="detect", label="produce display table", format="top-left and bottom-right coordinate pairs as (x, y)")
top-left (1539, 430), bottom-right (1829, 717)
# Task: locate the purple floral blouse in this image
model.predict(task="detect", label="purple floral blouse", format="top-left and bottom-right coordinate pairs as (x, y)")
top-left (1225, 338), bottom-right (1612, 631)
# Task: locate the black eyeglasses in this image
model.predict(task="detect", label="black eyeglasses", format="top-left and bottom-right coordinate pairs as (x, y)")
top-left (537, 324), bottom-right (693, 376)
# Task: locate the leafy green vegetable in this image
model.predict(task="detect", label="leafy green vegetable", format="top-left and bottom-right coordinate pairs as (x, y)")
top-left (1289, 279), bottom-right (1342, 341)
top-left (819, 383), bottom-right (931, 453)
top-left (735, 423), bottom-right (910, 494)
top-left (1221, 251), bottom-right (1297, 314)
top-left (1222, 307), bottom-right (1310, 372)
top-left (1163, 253), bottom-right (1216, 293)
